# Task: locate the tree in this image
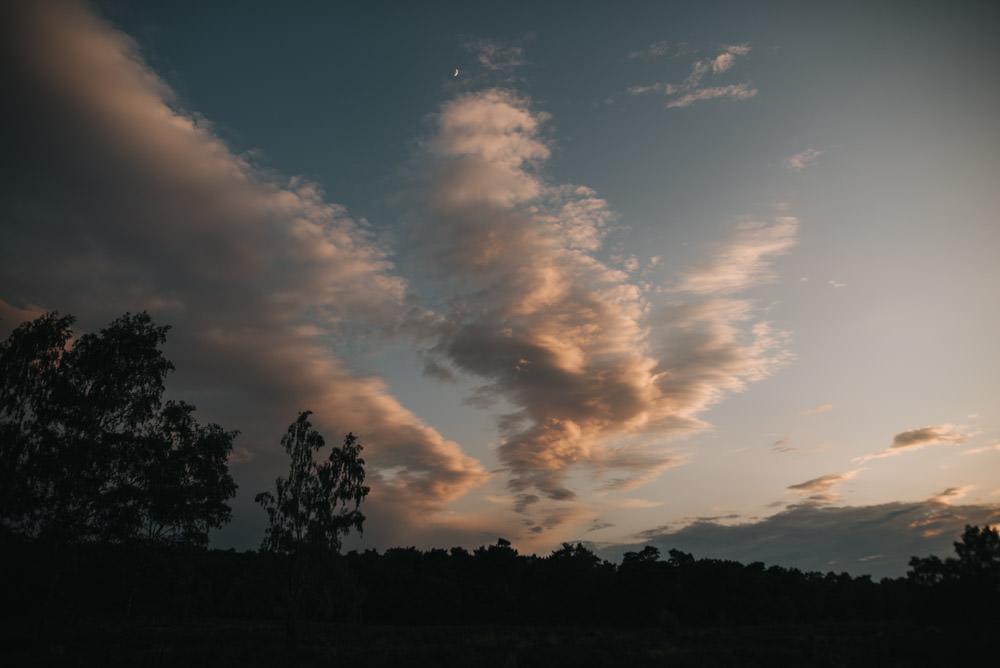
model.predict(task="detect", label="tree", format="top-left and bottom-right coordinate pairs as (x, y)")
top-left (952, 524), bottom-right (1000, 579)
top-left (0, 312), bottom-right (237, 546)
top-left (255, 411), bottom-right (369, 645)
top-left (256, 412), bottom-right (369, 556)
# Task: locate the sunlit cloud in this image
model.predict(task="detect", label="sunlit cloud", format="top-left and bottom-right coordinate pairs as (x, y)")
top-left (773, 438), bottom-right (796, 453)
top-left (784, 148), bottom-right (823, 171)
top-left (613, 498), bottom-right (663, 509)
top-left (0, 0), bottom-right (489, 542)
top-left (855, 424), bottom-right (972, 462)
top-left (711, 44), bottom-right (751, 73)
top-left (670, 217), bottom-right (798, 294)
top-left (828, 279), bottom-right (846, 288)
top-left (627, 82), bottom-right (677, 96)
top-left (892, 425), bottom-right (971, 448)
top-left (667, 82), bottom-right (758, 108)
top-left (961, 443), bottom-right (1000, 455)
top-left (928, 485), bottom-right (974, 505)
top-left (799, 403), bottom-right (833, 416)
top-left (626, 44), bottom-right (756, 109)
top-left (415, 87), bottom-right (792, 534)
top-left (786, 469), bottom-right (862, 504)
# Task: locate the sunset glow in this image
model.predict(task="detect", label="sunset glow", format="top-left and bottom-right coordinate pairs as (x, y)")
top-left (2, 0), bottom-right (998, 577)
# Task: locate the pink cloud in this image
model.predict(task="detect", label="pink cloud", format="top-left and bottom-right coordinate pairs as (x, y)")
top-left (416, 89), bottom-right (792, 534)
top-left (0, 0), bottom-right (489, 539)
top-left (670, 217), bottom-right (799, 294)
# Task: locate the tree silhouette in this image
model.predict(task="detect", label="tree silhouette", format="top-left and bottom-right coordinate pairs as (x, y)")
top-left (255, 411), bottom-right (369, 645)
top-left (0, 312), bottom-right (237, 546)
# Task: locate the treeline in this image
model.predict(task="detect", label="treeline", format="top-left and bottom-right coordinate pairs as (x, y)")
top-left (2, 312), bottom-right (998, 633)
top-left (2, 529), bottom-right (997, 628)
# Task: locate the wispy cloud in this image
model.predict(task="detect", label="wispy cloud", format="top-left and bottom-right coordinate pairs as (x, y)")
top-left (465, 38), bottom-right (525, 75)
top-left (773, 438), bottom-right (796, 453)
top-left (626, 40), bottom-right (671, 60)
top-left (416, 88), bottom-right (792, 533)
top-left (799, 404), bottom-right (833, 416)
top-left (626, 82), bottom-right (677, 96)
top-left (962, 443), bottom-right (1000, 456)
top-left (784, 148), bottom-right (823, 171)
top-left (928, 485), bottom-right (974, 505)
top-left (670, 217), bottom-right (798, 294)
top-left (892, 425), bottom-right (970, 448)
top-left (828, 279), bottom-right (846, 288)
top-left (855, 424), bottom-right (972, 462)
top-left (786, 469), bottom-right (862, 504)
top-left (627, 44), bottom-right (755, 109)
top-left (666, 83), bottom-right (758, 108)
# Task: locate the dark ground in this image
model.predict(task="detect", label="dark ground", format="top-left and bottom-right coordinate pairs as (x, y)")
top-left (0, 621), bottom-right (993, 667)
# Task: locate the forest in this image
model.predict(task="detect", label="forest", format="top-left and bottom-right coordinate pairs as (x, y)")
top-left (1, 312), bottom-right (997, 664)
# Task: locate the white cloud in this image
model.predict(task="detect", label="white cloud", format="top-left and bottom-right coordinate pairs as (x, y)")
top-left (799, 403), bottom-right (833, 416)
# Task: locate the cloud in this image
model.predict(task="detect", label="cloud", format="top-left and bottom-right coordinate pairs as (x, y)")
top-left (786, 469), bottom-right (862, 504)
top-left (928, 486), bottom-right (974, 505)
top-left (855, 424), bottom-right (972, 462)
top-left (711, 45), bottom-right (751, 74)
top-left (415, 88), bottom-right (793, 532)
top-left (0, 299), bottom-right (45, 335)
top-left (799, 403), bottom-right (833, 416)
top-left (626, 82), bottom-right (677, 96)
top-left (626, 44), bottom-right (755, 109)
top-left (465, 38), bottom-right (524, 74)
top-left (0, 0), bottom-right (489, 546)
top-left (670, 217), bottom-right (798, 294)
top-left (613, 498), bottom-right (663, 509)
top-left (962, 443), bottom-right (1000, 455)
top-left (773, 438), bottom-right (796, 453)
top-left (892, 425), bottom-right (970, 449)
top-left (828, 279), bottom-right (846, 288)
top-left (587, 519), bottom-right (615, 532)
top-left (666, 82), bottom-right (758, 108)
top-left (784, 148), bottom-right (823, 171)
top-left (626, 40), bottom-right (671, 60)
top-left (610, 500), bottom-right (1000, 578)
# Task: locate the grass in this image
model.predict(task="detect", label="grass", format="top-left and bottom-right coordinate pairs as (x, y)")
top-left (1, 620), bottom-right (993, 667)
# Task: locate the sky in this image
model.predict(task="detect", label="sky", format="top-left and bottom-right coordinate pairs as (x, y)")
top-left (2, 0), bottom-right (998, 578)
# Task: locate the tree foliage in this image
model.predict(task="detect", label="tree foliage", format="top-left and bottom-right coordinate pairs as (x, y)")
top-left (0, 311), bottom-right (237, 547)
top-left (255, 412), bottom-right (369, 557)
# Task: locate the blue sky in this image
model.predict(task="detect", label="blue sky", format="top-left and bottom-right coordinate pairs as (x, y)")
top-left (2, 0), bottom-right (998, 577)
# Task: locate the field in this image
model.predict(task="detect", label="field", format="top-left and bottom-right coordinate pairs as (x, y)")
top-left (1, 621), bottom-right (993, 667)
